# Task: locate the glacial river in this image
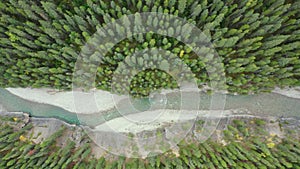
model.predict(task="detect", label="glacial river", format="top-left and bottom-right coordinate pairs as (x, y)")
top-left (0, 88), bottom-right (299, 125)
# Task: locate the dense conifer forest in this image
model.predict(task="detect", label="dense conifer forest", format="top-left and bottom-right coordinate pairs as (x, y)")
top-left (0, 0), bottom-right (299, 96)
top-left (0, 0), bottom-right (300, 168)
top-left (0, 115), bottom-right (299, 168)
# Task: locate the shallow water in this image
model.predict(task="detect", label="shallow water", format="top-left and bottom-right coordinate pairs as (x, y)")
top-left (0, 88), bottom-right (299, 125)
top-left (0, 89), bottom-right (80, 124)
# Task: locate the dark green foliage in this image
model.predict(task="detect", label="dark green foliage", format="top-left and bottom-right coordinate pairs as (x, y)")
top-left (0, 0), bottom-right (299, 96)
top-left (1, 116), bottom-right (298, 168)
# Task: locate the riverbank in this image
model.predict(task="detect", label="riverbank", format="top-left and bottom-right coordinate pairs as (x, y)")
top-left (1, 110), bottom-right (299, 158)
top-left (273, 87), bottom-right (300, 99)
top-left (93, 109), bottom-right (252, 133)
top-left (6, 88), bottom-right (119, 114)
top-left (5, 87), bottom-right (300, 118)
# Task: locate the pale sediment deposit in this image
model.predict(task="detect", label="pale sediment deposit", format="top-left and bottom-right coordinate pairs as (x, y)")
top-left (273, 87), bottom-right (300, 99)
top-left (6, 88), bottom-right (123, 114)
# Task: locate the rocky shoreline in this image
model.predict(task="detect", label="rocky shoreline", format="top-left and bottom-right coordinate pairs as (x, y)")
top-left (1, 110), bottom-right (299, 158)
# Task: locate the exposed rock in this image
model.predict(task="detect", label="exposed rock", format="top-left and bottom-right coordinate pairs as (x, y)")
top-left (1, 111), bottom-right (299, 158)
top-left (278, 116), bottom-right (300, 138)
top-left (0, 111), bottom-right (30, 128)
top-left (29, 117), bottom-right (88, 148)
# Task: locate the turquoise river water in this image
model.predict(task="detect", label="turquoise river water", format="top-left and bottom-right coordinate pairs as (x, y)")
top-left (0, 88), bottom-right (299, 125)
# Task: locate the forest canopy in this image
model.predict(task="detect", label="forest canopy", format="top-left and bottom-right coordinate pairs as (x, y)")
top-left (0, 0), bottom-right (299, 96)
